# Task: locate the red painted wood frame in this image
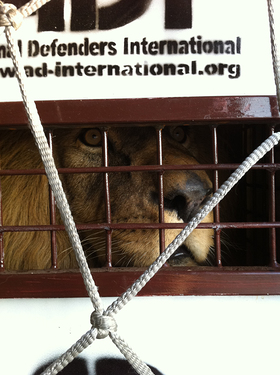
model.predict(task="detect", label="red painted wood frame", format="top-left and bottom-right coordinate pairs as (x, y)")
top-left (0, 95), bottom-right (279, 298)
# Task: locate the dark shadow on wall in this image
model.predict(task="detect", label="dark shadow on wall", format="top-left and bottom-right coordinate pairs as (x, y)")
top-left (96, 358), bottom-right (164, 374)
top-left (33, 357), bottom-right (165, 374)
top-left (33, 357), bottom-right (88, 375)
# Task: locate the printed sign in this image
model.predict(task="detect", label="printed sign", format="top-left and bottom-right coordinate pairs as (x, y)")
top-left (0, 0), bottom-right (276, 101)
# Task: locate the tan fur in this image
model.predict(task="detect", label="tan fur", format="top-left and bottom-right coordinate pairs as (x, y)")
top-left (1, 126), bottom-right (214, 270)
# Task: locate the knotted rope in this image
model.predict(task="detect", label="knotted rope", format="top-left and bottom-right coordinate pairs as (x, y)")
top-left (90, 311), bottom-right (118, 339)
top-left (1, 1), bottom-right (279, 375)
top-left (0, 3), bottom-right (23, 29)
top-left (0, 2), bottom-right (155, 374)
top-left (0, 0), bottom-right (105, 326)
top-left (0, 0), bottom-right (53, 30)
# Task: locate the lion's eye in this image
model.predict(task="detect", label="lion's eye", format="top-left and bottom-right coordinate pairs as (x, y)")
top-left (170, 126), bottom-right (188, 143)
top-left (81, 129), bottom-right (102, 147)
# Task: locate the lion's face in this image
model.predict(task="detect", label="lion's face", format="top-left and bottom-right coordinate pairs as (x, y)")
top-left (54, 126), bottom-right (214, 267)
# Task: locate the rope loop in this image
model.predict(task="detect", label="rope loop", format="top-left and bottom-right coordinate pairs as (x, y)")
top-left (0, 3), bottom-right (23, 30)
top-left (90, 311), bottom-right (118, 339)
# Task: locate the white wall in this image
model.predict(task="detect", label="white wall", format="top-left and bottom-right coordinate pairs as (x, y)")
top-left (0, 296), bottom-right (279, 375)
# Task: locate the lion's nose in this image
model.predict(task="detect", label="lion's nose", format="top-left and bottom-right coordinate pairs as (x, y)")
top-left (163, 175), bottom-right (212, 222)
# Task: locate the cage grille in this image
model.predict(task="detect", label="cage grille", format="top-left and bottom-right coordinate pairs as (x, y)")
top-left (0, 121), bottom-right (279, 296)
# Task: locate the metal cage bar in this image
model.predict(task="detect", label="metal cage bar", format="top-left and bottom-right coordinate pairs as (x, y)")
top-left (47, 130), bottom-right (58, 269)
top-left (0, 122), bottom-right (280, 297)
top-left (0, 162), bottom-right (278, 177)
top-left (156, 127), bottom-right (166, 255)
top-left (211, 125), bottom-right (222, 267)
top-left (102, 128), bottom-right (112, 267)
top-left (268, 126), bottom-right (278, 268)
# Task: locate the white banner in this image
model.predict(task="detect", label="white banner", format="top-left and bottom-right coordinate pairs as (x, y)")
top-left (0, 0), bottom-right (276, 101)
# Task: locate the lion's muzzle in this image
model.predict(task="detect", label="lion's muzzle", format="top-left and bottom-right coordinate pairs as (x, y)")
top-left (163, 173), bottom-right (212, 222)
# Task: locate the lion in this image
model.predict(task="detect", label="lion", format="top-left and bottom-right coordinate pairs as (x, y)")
top-left (0, 125), bottom-right (214, 270)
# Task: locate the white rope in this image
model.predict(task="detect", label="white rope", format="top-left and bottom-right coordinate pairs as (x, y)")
top-left (1, 1), bottom-right (280, 375)
top-left (41, 328), bottom-right (98, 375)
top-left (267, 0), bottom-right (280, 105)
top-left (110, 332), bottom-right (155, 375)
top-left (18, 0), bottom-right (52, 18)
top-left (104, 131), bottom-right (280, 316)
top-left (40, 130), bottom-right (280, 375)
top-left (1, 2), bottom-right (153, 374)
top-left (0, 0), bottom-right (52, 29)
top-left (0, 1), bottom-right (104, 313)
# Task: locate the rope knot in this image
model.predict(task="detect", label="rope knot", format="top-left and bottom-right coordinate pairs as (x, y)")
top-left (0, 3), bottom-right (23, 30)
top-left (90, 311), bottom-right (117, 339)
